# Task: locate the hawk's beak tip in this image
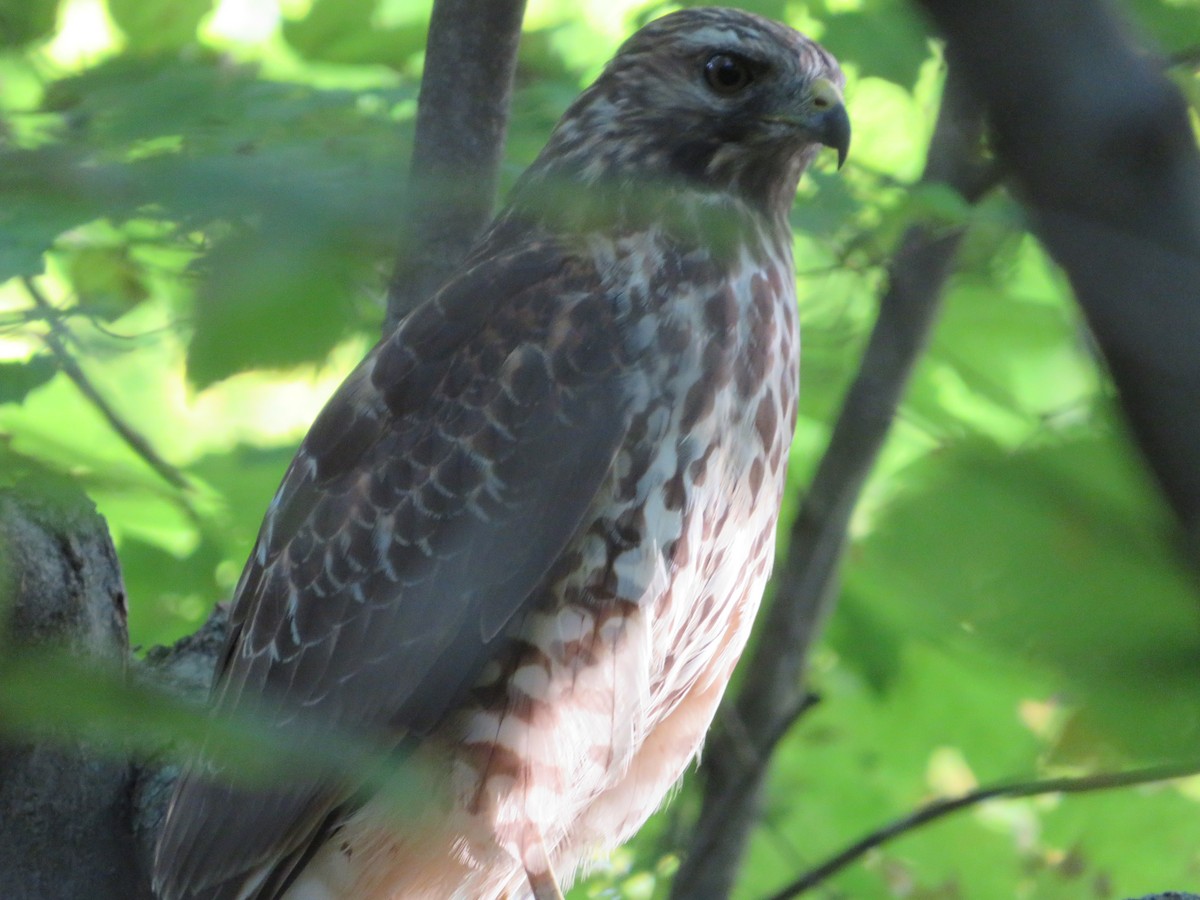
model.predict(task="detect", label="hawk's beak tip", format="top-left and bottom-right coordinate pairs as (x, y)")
top-left (825, 104), bottom-right (851, 170)
top-left (809, 78), bottom-right (851, 171)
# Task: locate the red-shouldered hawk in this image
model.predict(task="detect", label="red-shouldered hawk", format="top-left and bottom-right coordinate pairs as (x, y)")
top-left (155, 7), bottom-right (848, 898)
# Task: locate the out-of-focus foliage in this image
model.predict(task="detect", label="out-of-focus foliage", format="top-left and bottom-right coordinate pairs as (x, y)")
top-left (1, 0), bottom-right (1198, 897)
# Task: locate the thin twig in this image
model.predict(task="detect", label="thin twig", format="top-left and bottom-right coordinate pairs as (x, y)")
top-left (766, 760), bottom-right (1200, 899)
top-left (21, 277), bottom-right (191, 492)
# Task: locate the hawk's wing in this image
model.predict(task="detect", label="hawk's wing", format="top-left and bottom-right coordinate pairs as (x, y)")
top-left (155, 240), bottom-right (635, 900)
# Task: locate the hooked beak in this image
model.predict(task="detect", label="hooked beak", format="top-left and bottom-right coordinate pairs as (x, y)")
top-left (808, 77), bottom-right (851, 169)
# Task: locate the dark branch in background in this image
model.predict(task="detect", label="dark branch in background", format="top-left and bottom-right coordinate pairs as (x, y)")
top-left (669, 70), bottom-right (991, 900)
top-left (384, 0), bottom-right (528, 331)
top-left (767, 760), bottom-right (1200, 899)
top-left (21, 276), bottom-right (191, 493)
top-left (913, 0), bottom-right (1200, 547)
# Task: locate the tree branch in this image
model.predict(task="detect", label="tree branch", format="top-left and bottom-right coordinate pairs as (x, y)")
top-left (0, 482), bottom-right (151, 899)
top-left (912, 0), bottom-right (1200, 546)
top-left (670, 69), bottom-right (991, 899)
top-left (766, 760), bottom-right (1200, 899)
top-left (21, 277), bottom-right (191, 493)
top-left (384, 0), bottom-right (528, 331)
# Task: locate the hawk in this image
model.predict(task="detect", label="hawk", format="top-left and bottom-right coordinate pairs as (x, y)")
top-left (154, 7), bottom-right (848, 899)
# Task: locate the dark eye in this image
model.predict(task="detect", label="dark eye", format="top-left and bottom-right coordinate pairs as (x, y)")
top-left (704, 53), bottom-right (754, 95)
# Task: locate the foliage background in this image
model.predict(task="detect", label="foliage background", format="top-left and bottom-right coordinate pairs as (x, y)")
top-left (2, 0), bottom-right (1200, 896)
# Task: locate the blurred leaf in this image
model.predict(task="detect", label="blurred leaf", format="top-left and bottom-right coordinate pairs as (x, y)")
top-left (120, 536), bottom-right (223, 647)
top-left (1124, 0), bottom-right (1200, 53)
top-left (0, 648), bottom-right (431, 802)
top-left (282, 0), bottom-right (426, 68)
top-left (826, 589), bottom-right (905, 695)
top-left (186, 225), bottom-right (361, 385)
top-left (820, 5), bottom-right (932, 88)
top-left (851, 432), bottom-right (1200, 760)
top-left (3, 4), bottom-right (1199, 897)
top-left (187, 444), bottom-right (293, 546)
top-left (745, 642), bottom-right (1046, 898)
top-left (0, 357), bottom-right (56, 405)
top-left (0, 148), bottom-right (143, 280)
top-left (107, 0), bottom-right (211, 52)
top-left (672, 0), bottom-right (790, 22)
top-left (0, 0), bottom-right (58, 47)
top-left (1036, 785), bottom-right (1200, 898)
top-left (64, 244), bottom-right (150, 319)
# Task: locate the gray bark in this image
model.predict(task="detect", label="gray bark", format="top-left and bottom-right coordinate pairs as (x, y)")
top-left (0, 483), bottom-right (258, 898)
top-left (0, 484), bottom-right (149, 899)
top-left (384, 0), bottom-right (528, 331)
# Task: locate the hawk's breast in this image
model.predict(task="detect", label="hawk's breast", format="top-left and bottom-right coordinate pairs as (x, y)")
top-left (452, 222), bottom-right (798, 884)
top-left (298, 220), bottom-right (800, 900)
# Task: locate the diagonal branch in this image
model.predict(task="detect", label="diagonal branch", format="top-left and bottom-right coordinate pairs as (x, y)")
top-left (21, 277), bottom-right (191, 493)
top-left (913, 0), bottom-right (1200, 547)
top-left (669, 69), bottom-right (992, 899)
top-left (766, 760), bottom-right (1200, 899)
top-left (384, 0), bottom-right (528, 331)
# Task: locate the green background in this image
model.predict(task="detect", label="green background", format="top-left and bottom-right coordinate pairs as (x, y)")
top-left (2, 0), bottom-right (1200, 896)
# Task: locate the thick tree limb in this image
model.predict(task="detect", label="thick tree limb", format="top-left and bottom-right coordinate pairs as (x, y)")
top-left (384, 0), bottom-right (528, 330)
top-left (767, 760), bottom-right (1200, 899)
top-left (913, 0), bottom-right (1200, 544)
top-left (669, 70), bottom-right (990, 900)
top-left (0, 483), bottom-right (150, 900)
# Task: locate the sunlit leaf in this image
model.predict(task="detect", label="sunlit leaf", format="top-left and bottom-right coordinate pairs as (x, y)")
top-left (819, 5), bottom-right (932, 88)
top-left (63, 243), bottom-right (150, 320)
top-left (108, 0), bottom-right (212, 53)
top-left (282, 0), bottom-right (427, 68)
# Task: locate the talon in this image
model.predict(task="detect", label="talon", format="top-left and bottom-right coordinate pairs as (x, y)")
top-left (523, 829), bottom-right (564, 900)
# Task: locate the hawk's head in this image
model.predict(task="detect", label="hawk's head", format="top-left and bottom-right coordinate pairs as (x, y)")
top-left (523, 7), bottom-right (849, 217)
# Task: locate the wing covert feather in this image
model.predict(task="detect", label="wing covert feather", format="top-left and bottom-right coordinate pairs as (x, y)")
top-left (156, 240), bottom-right (635, 899)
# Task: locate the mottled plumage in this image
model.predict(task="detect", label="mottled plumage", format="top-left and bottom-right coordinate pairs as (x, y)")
top-left (155, 8), bottom-right (848, 899)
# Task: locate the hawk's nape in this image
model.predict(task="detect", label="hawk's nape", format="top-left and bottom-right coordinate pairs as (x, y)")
top-left (154, 7), bottom-right (848, 900)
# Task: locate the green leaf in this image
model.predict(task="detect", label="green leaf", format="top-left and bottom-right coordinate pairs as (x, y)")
top-left (107, 0), bottom-right (212, 53)
top-left (119, 536), bottom-right (223, 647)
top-left (744, 642), bottom-right (1045, 898)
top-left (819, 5), bottom-right (932, 88)
top-left (0, 357), bottom-right (57, 405)
top-left (0, 0), bottom-right (59, 47)
top-left (825, 588), bottom-right (904, 694)
top-left (1124, 0), bottom-right (1200, 54)
top-left (0, 148), bottom-right (142, 280)
top-left (186, 225), bottom-right (361, 386)
top-left (187, 445), bottom-right (294, 548)
top-left (282, 0), bottom-right (427, 68)
top-left (851, 432), bottom-right (1200, 760)
top-left (63, 244), bottom-right (150, 320)
top-left (1036, 786), bottom-right (1200, 898)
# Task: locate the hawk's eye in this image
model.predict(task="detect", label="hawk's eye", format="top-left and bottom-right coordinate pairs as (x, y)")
top-left (704, 53), bottom-right (754, 95)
